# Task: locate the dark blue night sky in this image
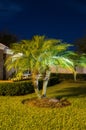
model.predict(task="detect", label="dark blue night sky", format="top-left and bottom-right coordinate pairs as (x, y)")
top-left (0, 0), bottom-right (86, 43)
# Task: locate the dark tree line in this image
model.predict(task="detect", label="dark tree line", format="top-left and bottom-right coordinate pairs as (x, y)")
top-left (0, 31), bottom-right (18, 47)
top-left (0, 30), bottom-right (86, 54)
top-left (74, 36), bottom-right (86, 54)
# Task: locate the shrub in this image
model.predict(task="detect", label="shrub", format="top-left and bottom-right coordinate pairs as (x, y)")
top-left (57, 73), bottom-right (86, 81)
top-left (0, 75), bottom-right (60, 96)
top-left (0, 81), bottom-right (34, 96)
top-left (1, 73), bottom-right (85, 96)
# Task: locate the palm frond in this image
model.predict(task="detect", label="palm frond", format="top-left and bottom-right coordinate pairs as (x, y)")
top-left (5, 35), bottom-right (76, 78)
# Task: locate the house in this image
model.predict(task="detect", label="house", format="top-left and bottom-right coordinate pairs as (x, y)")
top-left (50, 66), bottom-right (86, 74)
top-left (51, 66), bottom-right (86, 74)
top-left (0, 43), bottom-right (13, 79)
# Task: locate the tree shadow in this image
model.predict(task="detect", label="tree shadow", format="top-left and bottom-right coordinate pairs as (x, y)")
top-left (55, 85), bottom-right (86, 99)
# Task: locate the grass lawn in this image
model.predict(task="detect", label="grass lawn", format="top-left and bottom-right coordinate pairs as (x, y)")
top-left (0, 81), bottom-right (86, 130)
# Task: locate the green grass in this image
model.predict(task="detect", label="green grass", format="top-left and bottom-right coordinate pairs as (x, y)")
top-left (0, 81), bottom-right (86, 130)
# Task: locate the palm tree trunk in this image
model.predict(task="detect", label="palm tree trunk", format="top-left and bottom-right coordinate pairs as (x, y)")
top-left (32, 73), bottom-right (41, 98)
top-left (42, 70), bottom-right (50, 97)
top-left (74, 71), bottom-right (77, 82)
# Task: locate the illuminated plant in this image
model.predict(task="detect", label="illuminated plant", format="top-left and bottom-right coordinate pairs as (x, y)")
top-left (5, 35), bottom-right (75, 98)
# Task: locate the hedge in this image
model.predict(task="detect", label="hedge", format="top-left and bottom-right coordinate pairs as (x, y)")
top-left (0, 76), bottom-right (60, 96)
top-left (57, 73), bottom-right (86, 81)
top-left (0, 81), bottom-right (34, 96)
top-left (0, 73), bottom-right (85, 96)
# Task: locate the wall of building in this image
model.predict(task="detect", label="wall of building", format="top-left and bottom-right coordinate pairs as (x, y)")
top-left (5, 54), bottom-right (14, 79)
top-left (0, 49), bottom-right (4, 79)
top-left (76, 67), bottom-right (86, 74)
top-left (50, 66), bottom-right (86, 74)
top-left (0, 49), bottom-right (13, 80)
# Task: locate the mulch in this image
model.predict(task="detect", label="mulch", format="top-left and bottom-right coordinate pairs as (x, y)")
top-left (22, 97), bottom-right (71, 108)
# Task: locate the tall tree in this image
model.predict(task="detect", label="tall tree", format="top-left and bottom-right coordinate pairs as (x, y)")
top-left (74, 36), bottom-right (86, 54)
top-left (0, 31), bottom-right (18, 47)
top-left (5, 35), bottom-right (75, 98)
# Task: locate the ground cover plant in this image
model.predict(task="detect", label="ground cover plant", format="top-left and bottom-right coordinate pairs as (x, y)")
top-left (0, 81), bottom-right (86, 130)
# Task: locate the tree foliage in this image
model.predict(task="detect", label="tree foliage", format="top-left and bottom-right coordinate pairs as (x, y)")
top-left (5, 35), bottom-right (74, 75)
top-left (0, 31), bottom-right (18, 47)
top-left (74, 36), bottom-right (86, 54)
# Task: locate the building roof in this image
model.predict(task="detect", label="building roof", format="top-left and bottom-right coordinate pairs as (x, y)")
top-left (0, 43), bottom-right (13, 54)
top-left (0, 43), bottom-right (8, 50)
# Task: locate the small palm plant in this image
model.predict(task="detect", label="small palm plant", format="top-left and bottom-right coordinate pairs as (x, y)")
top-left (67, 53), bottom-right (86, 81)
top-left (74, 54), bottom-right (86, 81)
top-left (5, 35), bottom-right (75, 98)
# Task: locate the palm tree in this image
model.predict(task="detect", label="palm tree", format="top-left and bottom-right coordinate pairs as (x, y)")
top-left (5, 35), bottom-right (75, 98)
top-left (67, 53), bottom-right (86, 81)
top-left (74, 54), bottom-right (86, 81)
